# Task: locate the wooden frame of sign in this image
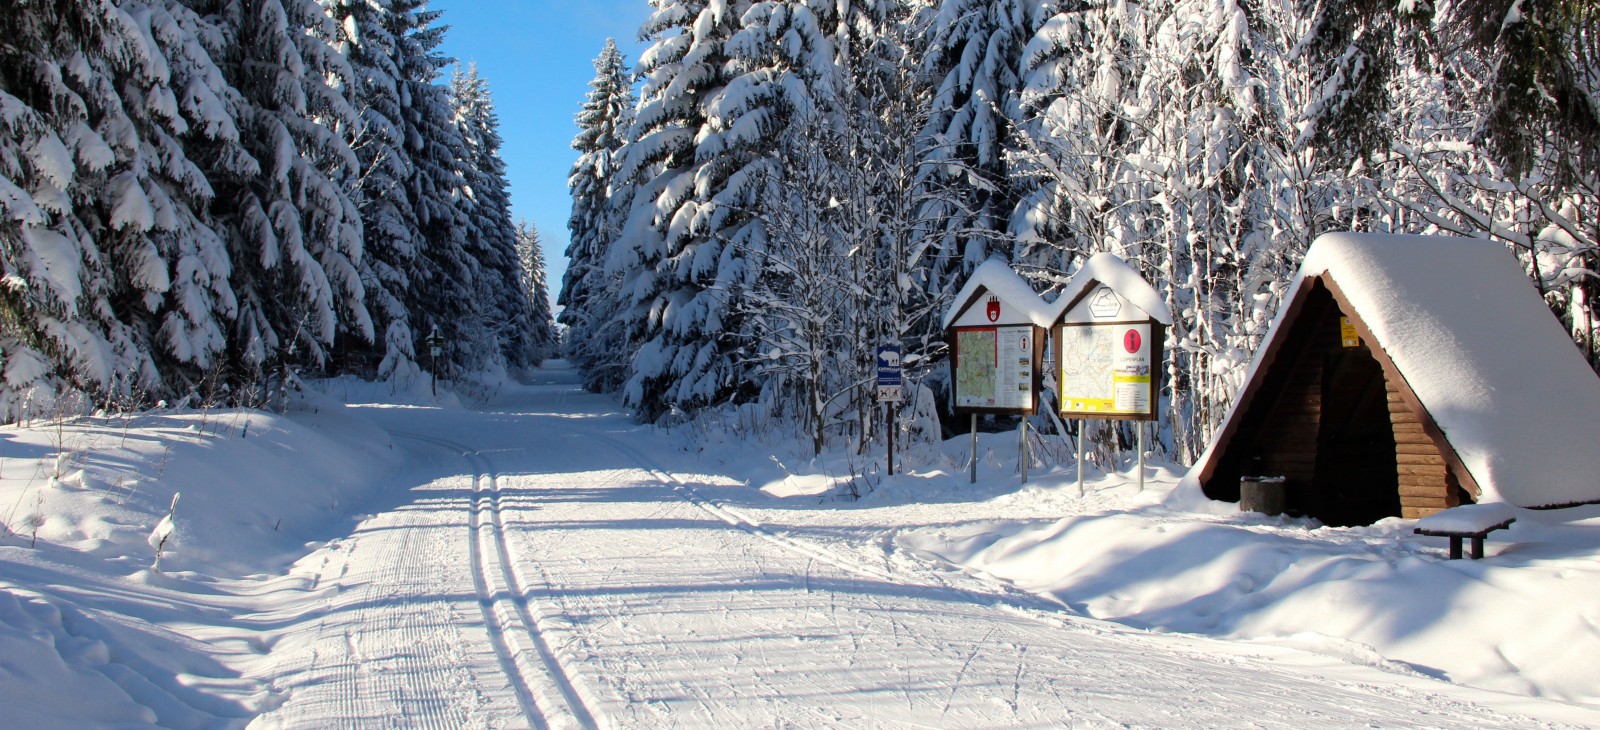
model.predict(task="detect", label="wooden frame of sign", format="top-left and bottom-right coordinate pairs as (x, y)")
top-left (949, 324), bottom-right (1047, 416)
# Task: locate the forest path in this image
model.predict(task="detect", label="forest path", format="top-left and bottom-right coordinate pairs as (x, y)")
top-left (254, 362), bottom-right (1589, 728)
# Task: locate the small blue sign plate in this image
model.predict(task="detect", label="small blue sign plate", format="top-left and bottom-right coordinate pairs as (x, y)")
top-left (876, 345), bottom-right (902, 386)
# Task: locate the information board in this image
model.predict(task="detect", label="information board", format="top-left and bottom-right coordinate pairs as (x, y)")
top-left (1058, 321), bottom-right (1155, 419)
top-left (953, 325), bottom-right (1037, 413)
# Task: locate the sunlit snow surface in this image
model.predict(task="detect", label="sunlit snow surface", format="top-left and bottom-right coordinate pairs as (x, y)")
top-left (1, 362), bottom-right (1598, 727)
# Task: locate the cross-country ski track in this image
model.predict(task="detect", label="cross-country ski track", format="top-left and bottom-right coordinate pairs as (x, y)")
top-left (248, 364), bottom-right (1600, 728)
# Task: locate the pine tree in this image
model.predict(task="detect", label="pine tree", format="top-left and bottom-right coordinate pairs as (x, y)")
top-left (452, 64), bottom-right (535, 373)
top-left (613, 0), bottom-right (760, 419)
top-left (200, 0), bottom-right (372, 384)
top-left (515, 221), bottom-right (557, 366)
top-left (321, 0), bottom-right (419, 380)
top-left (131, 1), bottom-right (248, 389)
top-left (562, 38), bottom-right (634, 391)
top-left (916, 0), bottom-right (1053, 270)
top-left (390, 0), bottom-right (481, 378)
top-left (0, 0), bottom-right (260, 413)
top-left (0, 0), bottom-right (156, 412)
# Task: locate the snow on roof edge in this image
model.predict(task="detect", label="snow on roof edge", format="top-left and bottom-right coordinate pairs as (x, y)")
top-left (1045, 253), bottom-right (1174, 325)
top-left (1180, 231), bottom-right (1600, 511)
top-left (940, 258), bottom-right (1056, 330)
top-left (1169, 273), bottom-right (1314, 508)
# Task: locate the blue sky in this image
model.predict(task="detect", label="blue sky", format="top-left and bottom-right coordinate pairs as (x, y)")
top-left (431, 0), bottom-right (654, 312)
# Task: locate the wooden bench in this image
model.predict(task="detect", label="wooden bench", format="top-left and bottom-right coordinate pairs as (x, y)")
top-left (1413, 503), bottom-right (1517, 559)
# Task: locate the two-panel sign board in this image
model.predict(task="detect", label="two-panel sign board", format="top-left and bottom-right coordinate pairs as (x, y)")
top-left (942, 255), bottom-right (1173, 421)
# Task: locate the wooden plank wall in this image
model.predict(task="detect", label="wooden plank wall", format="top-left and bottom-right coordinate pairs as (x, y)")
top-left (1386, 378), bottom-right (1460, 518)
top-left (1251, 312), bottom-right (1338, 488)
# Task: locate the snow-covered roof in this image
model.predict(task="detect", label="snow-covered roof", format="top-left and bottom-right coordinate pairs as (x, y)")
top-left (1047, 253), bottom-right (1174, 325)
top-left (1181, 232), bottom-right (1600, 509)
top-left (941, 259), bottom-right (1056, 330)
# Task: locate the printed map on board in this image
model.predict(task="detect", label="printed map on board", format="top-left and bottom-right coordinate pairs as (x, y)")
top-left (1060, 326), bottom-right (1115, 401)
top-left (955, 329), bottom-right (996, 407)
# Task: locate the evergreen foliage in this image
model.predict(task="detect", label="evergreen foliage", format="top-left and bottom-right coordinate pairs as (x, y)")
top-left (515, 221), bottom-right (558, 367)
top-left (562, 38), bottom-right (634, 392)
top-left (557, 0), bottom-right (1600, 463)
top-left (452, 64), bottom-right (536, 373)
top-left (0, 0), bottom-right (530, 419)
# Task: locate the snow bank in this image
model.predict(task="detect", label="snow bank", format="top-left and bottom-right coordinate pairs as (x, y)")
top-left (902, 472), bottom-right (1600, 706)
top-left (0, 393), bottom-right (402, 725)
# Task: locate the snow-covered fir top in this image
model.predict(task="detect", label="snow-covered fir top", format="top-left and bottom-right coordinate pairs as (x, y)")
top-left (1181, 232), bottom-right (1600, 510)
top-left (941, 258), bottom-right (1057, 330)
top-left (1046, 253), bottom-right (1174, 325)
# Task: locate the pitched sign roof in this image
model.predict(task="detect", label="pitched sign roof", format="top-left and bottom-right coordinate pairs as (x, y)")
top-left (942, 259), bottom-right (1057, 330)
top-left (1179, 232), bottom-right (1600, 509)
top-left (1047, 253), bottom-right (1173, 325)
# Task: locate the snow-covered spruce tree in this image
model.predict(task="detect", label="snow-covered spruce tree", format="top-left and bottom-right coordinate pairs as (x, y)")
top-left (198, 0), bottom-right (372, 387)
top-left (389, 0), bottom-right (484, 379)
top-left (1293, 0), bottom-right (1433, 172)
top-left (1007, 0), bottom-right (1347, 460)
top-left (451, 64), bottom-right (536, 373)
top-left (562, 38), bottom-right (634, 392)
top-left (738, 110), bottom-right (857, 456)
top-left (614, 0), bottom-right (767, 421)
top-left (915, 0), bottom-right (1053, 277)
top-left (1372, 11), bottom-right (1600, 368)
top-left (1446, 0), bottom-right (1600, 185)
top-left (320, 0), bottom-right (419, 380)
top-left (0, 0), bottom-right (256, 414)
top-left (0, 0), bottom-right (158, 413)
top-left (126, 1), bottom-right (249, 395)
top-left (514, 222), bottom-right (558, 366)
top-left (816, 0), bottom-right (945, 451)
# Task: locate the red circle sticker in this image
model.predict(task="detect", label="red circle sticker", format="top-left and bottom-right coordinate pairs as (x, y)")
top-left (1124, 329), bottom-right (1142, 353)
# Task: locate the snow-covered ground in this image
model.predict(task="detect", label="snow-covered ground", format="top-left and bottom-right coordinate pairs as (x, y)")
top-left (2, 361), bottom-right (1598, 727)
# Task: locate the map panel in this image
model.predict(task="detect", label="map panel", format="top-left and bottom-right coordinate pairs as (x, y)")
top-left (1060, 322), bottom-right (1153, 417)
top-left (954, 329), bottom-right (996, 409)
top-left (954, 327), bottom-right (1036, 412)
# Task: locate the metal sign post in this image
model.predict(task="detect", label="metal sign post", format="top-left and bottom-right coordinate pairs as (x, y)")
top-left (1077, 419), bottom-right (1085, 497)
top-left (876, 345), bottom-right (903, 476)
top-left (970, 413), bottom-right (978, 484)
top-left (1137, 422), bottom-right (1146, 492)
top-left (427, 326), bottom-right (442, 396)
top-left (1020, 418), bottom-right (1029, 483)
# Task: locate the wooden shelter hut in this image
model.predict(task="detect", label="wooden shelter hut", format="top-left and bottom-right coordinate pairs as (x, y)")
top-left (1185, 233), bottom-right (1600, 526)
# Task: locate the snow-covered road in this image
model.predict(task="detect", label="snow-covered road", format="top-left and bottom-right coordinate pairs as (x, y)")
top-left (254, 365), bottom-right (1595, 728)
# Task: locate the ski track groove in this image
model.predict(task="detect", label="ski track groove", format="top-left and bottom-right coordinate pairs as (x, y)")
top-left (394, 431), bottom-right (597, 730)
top-left (582, 430), bottom-right (1572, 729)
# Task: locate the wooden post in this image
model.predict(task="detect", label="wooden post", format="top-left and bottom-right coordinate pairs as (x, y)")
top-left (1137, 422), bottom-right (1145, 492)
top-left (970, 413), bottom-right (978, 484)
top-left (1076, 419), bottom-right (1086, 497)
top-left (886, 403), bottom-right (895, 476)
top-left (1020, 418), bottom-right (1029, 484)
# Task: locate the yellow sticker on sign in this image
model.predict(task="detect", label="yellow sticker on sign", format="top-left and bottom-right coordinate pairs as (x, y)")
top-left (1340, 317), bottom-right (1360, 348)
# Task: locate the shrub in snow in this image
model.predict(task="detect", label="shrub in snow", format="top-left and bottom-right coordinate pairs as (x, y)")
top-left (148, 492), bottom-right (180, 572)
